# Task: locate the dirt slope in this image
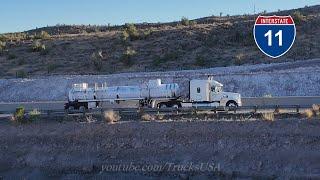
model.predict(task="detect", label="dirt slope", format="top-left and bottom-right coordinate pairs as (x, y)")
top-left (0, 118), bottom-right (320, 179)
top-left (0, 5), bottom-right (319, 78)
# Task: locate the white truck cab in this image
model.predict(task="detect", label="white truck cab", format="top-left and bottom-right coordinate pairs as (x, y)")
top-left (188, 77), bottom-right (241, 107)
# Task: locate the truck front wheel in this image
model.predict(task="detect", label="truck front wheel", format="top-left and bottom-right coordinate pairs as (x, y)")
top-left (226, 101), bottom-right (238, 107)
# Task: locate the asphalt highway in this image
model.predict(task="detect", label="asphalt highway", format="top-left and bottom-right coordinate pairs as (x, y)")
top-left (0, 96), bottom-right (319, 113)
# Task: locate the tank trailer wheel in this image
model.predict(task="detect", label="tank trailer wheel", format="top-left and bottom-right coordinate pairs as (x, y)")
top-left (79, 106), bottom-right (86, 112)
top-left (158, 103), bottom-right (167, 108)
top-left (68, 106), bottom-right (75, 111)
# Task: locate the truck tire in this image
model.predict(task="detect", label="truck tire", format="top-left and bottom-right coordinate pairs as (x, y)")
top-left (226, 101), bottom-right (238, 107)
top-left (68, 106), bottom-right (75, 111)
top-left (158, 103), bottom-right (167, 108)
top-left (172, 102), bottom-right (182, 109)
top-left (173, 104), bottom-right (179, 109)
top-left (79, 106), bottom-right (86, 112)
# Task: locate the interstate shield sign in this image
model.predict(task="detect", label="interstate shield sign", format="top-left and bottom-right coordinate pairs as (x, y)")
top-left (253, 16), bottom-right (296, 58)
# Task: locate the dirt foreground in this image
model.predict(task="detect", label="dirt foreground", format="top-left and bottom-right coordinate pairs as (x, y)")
top-left (0, 117), bottom-right (320, 179)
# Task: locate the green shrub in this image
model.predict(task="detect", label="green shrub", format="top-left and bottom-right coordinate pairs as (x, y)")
top-left (91, 51), bottom-right (104, 71)
top-left (121, 47), bottom-right (136, 66)
top-left (234, 53), bottom-right (245, 65)
top-left (181, 17), bottom-right (190, 26)
top-left (189, 20), bottom-right (197, 26)
top-left (0, 33), bottom-right (27, 42)
top-left (34, 31), bottom-right (51, 40)
top-left (195, 55), bottom-right (205, 66)
top-left (121, 30), bottom-right (130, 42)
top-left (0, 41), bottom-right (6, 51)
top-left (32, 40), bottom-right (46, 52)
top-left (16, 70), bottom-right (27, 78)
top-left (13, 106), bottom-right (26, 123)
top-left (40, 47), bottom-right (50, 55)
top-left (29, 109), bottom-right (41, 121)
top-left (123, 23), bottom-right (140, 41)
top-left (142, 29), bottom-right (152, 39)
top-left (0, 35), bottom-right (7, 41)
top-left (292, 11), bottom-right (306, 25)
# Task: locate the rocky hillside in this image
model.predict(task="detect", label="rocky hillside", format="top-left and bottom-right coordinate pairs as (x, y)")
top-left (0, 5), bottom-right (319, 78)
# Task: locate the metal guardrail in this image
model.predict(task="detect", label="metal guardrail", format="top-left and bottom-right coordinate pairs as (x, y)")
top-left (0, 105), bottom-right (312, 116)
top-left (0, 105), bottom-right (311, 116)
top-left (0, 105), bottom-right (312, 114)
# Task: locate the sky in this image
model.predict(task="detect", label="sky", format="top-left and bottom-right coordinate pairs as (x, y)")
top-left (0, 0), bottom-right (319, 33)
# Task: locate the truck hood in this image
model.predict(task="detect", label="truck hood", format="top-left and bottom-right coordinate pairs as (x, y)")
top-left (222, 92), bottom-right (241, 100)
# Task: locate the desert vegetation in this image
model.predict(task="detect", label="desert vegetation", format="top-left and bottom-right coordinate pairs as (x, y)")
top-left (121, 47), bottom-right (137, 66)
top-left (91, 50), bottom-right (104, 71)
top-left (0, 41), bottom-right (6, 52)
top-left (32, 40), bottom-right (47, 53)
top-left (0, 6), bottom-right (319, 77)
top-left (304, 104), bottom-right (320, 119)
top-left (262, 112), bottom-right (275, 121)
top-left (104, 110), bottom-right (121, 123)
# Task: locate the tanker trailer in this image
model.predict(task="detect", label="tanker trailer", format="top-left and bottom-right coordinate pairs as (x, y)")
top-left (64, 79), bottom-right (180, 110)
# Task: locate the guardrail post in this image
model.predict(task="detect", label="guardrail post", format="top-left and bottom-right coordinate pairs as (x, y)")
top-left (193, 108), bottom-right (197, 115)
top-left (254, 106), bottom-right (258, 113)
top-left (296, 105), bottom-right (300, 113)
top-left (274, 105), bottom-right (280, 113)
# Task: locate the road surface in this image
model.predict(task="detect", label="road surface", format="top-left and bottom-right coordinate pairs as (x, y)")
top-left (0, 96), bottom-right (319, 113)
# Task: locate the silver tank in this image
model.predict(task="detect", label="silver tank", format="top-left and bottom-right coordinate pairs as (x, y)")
top-left (69, 79), bottom-right (179, 102)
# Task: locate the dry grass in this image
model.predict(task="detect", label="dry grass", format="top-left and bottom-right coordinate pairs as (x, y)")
top-left (141, 114), bottom-right (155, 121)
top-left (303, 104), bottom-right (320, 119)
top-left (104, 110), bottom-right (121, 123)
top-left (304, 109), bottom-right (314, 119)
top-left (312, 104), bottom-right (320, 113)
top-left (313, 104), bottom-right (320, 118)
top-left (11, 106), bottom-right (26, 123)
top-left (262, 112), bottom-right (275, 122)
top-left (274, 108), bottom-right (286, 114)
top-left (29, 109), bottom-right (41, 121)
top-left (157, 114), bottom-right (165, 120)
top-left (29, 109), bottom-right (41, 115)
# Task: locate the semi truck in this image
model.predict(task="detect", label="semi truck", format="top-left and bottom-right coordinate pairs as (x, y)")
top-left (64, 77), bottom-right (242, 110)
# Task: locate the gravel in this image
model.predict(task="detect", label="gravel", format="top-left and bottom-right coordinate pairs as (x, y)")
top-left (0, 58), bottom-right (320, 102)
